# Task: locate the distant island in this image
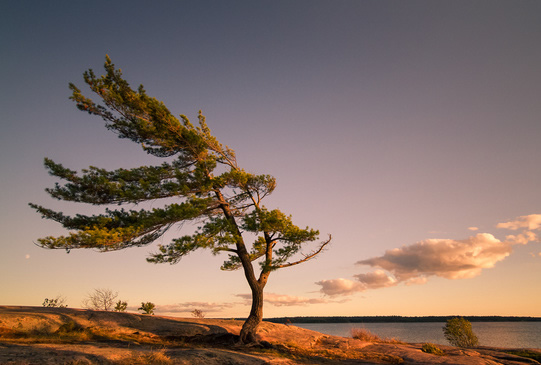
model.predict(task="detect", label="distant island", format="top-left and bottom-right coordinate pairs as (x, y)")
top-left (265, 315), bottom-right (541, 324)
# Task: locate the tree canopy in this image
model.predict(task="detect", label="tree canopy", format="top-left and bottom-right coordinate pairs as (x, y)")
top-left (30, 56), bottom-right (331, 343)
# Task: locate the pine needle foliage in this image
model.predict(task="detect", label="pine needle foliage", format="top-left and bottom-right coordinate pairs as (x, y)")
top-left (30, 56), bottom-right (330, 342)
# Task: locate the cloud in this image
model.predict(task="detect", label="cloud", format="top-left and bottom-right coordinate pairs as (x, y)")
top-left (497, 214), bottom-right (541, 230)
top-left (236, 293), bottom-right (338, 306)
top-left (496, 214), bottom-right (541, 245)
top-left (316, 214), bottom-right (541, 297)
top-left (505, 231), bottom-right (538, 245)
top-left (317, 233), bottom-right (513, 296)
top-left (354, 270), bottom-right (397, 289)
top-left (358, 233), bottom-right (511, 281)
top-left (404, 276), bottom-right (428, 286)
top-left (156, 302), bottom-right (235, 315)
top-left (315, 278), bottom-right (365, 296)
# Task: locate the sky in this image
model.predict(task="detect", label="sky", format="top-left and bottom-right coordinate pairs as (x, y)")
top-left (1, 0), bottom-right (541, 319)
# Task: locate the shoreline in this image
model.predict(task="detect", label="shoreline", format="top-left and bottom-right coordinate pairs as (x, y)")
top-left (266, 315), bottom-right (541, 323)
top-left (1, 306), bottom-right (540, 364)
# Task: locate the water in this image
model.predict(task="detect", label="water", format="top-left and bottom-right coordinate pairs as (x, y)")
top-left (293, 322), bottom-right (541, 349)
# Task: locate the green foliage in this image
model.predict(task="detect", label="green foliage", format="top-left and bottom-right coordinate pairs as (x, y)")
top-left (29, 56), bottom-right (331, 341)
top-left (114, 300), bottom-right (128, 312)
top-left (443, 317), bottom-right (479, 348)
top-left (139, 302), bottom-right (155, 315)
top-left (30, 55), bottom-right (328, 269)
top-left (421, 343), bottom-right (445, 356)
top-left (42, 296), bottom-right (67, 308)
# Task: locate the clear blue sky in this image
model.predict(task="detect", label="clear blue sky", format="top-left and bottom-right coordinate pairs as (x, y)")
top-left (1, 0), bottom-right (540, 318)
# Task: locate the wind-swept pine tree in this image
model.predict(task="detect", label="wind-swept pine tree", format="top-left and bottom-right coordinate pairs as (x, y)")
top-left (30, 56), bottom-right (331, 343)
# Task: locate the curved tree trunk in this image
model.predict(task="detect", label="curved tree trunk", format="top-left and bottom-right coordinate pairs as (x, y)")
top-left (240, 283), bottom-right (264, 344)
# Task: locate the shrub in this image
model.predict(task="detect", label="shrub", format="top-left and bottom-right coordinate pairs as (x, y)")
top-left (82, 288), bottom-right (118, 311)
top-left (351, 328), bottom-right (401, 343)
top-left (422, 343), bottom-right (445, 356)
top-left (42, 296), bottom-right (67, 308)
top-left (192, 309), bottom-right (205, 318)
top-left (443, 317), bottom-right (479, 348)
top-left (139, 302), bottom-right (155, 315)
top-left (114, 300), bottom-right (128, 312)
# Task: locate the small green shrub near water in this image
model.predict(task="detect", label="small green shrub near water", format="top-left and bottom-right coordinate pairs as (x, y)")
top-left (443, 317), bottom-right (479, 348)
top-left (422, 343), bottom-right (445, 356)
top-left (351, 328), bottom-right (401, 343)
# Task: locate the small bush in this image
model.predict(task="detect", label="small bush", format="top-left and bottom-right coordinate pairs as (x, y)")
top-left (351, 328), bottom-right (401, 343)
top-left (192, 309), bottom-right (205, 318)
top-left (42, 296), bottom-right (67, 308)
top-left (114, 300), bottom-right (128, 312)
top-left (443, 317), bottom-right (479, 348)
top-left (422, 343), bottom-right (445, 356)
top-left (139, 302), bottom-right (156, 315)
top-left (55, 321), bottom-right (85, 334)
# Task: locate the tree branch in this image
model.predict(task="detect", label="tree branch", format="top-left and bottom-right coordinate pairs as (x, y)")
top-left (274, 234), bottom-right (332, 269)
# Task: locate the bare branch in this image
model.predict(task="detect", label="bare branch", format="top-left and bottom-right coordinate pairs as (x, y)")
top-left (274, 234), bottom-right (332, 270)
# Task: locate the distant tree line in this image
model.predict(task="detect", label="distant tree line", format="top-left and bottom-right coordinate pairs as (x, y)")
top-left (265, 315), bottom-right (541, 324)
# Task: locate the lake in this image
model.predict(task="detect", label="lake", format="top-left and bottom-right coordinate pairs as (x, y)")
top-left (293, 322), bottom-right (541, 349)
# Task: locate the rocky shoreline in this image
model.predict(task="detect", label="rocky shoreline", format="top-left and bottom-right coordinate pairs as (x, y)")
top-left (1, 306), bottom-right (539, 364)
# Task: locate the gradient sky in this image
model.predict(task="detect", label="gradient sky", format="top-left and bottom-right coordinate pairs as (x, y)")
top-left (2, 0), bottom-right (541, 318)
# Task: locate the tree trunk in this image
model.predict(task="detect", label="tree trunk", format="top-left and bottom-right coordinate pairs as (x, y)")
top-left (240, 284), bottom-right (264, 344)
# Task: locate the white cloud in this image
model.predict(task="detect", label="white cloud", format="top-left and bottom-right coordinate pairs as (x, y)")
top-left (354, 270), bottom-right (397, 289)
top-left (497, 214), bottom-right (541, 230)
top-left (358, 233), bottom-right (511, 281)
top-left (315, 278), bottom-right (365, 297)
top-left (468, 227), bottom-right (479, 231)
top-left (236, 293), bottom-right (336, 306)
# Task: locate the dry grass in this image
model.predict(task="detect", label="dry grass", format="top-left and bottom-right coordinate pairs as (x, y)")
top-left (0, 322), bottom-right (172, 347)
top-left (116, 349), bottom-right (173, 364)
top-left (351, 328), bottom-right (402, 344)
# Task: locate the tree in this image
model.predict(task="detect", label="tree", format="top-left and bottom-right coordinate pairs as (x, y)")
top-left (192, 309), bottom-right (205, 318)
top-left (139, 302), bottom-right (155, 315)
top-left (114, 300), bottom-right (128, 312)
top-left (29, 56), bottom-right (331, 343)
top-left (443, 317), bottom-right (479, 348)
top-left (82, 288), bottom-right (118, 311)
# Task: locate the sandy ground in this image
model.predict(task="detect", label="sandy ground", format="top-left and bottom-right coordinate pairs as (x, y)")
top-left (0, 306), bottom-right (539, 364)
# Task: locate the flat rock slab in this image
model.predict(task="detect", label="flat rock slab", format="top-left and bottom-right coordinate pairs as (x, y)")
top-left (1, 306), bottom-right (539, 364)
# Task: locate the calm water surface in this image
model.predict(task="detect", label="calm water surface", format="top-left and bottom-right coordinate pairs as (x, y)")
top-left (293, 322), bottom-right (541, 349)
